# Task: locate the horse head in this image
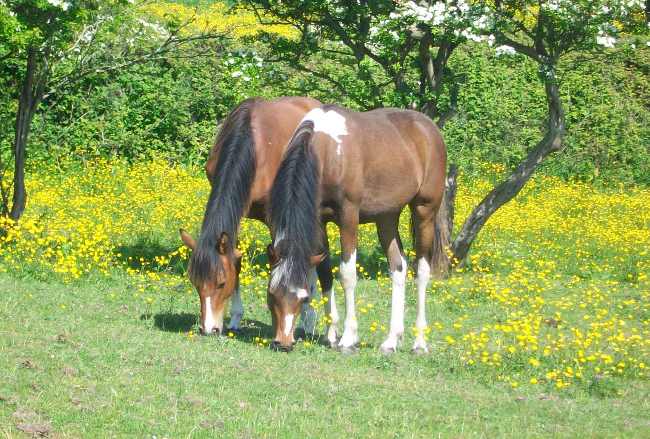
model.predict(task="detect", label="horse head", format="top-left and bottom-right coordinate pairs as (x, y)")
top-left (266, 243), bottom-right (325, 351)
top-left (180, 229), bottom-right (241, 336)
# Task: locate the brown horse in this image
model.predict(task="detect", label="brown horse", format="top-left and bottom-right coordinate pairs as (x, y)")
top-left (267, 105), bottom-right (448, 353)
top-left (179, 97), bottom-right (333, 340)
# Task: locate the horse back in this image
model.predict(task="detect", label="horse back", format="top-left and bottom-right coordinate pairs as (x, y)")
top-left (314, 106), bottom-right (446, 218)
top-left (205, 97), bottom-right (321, 201)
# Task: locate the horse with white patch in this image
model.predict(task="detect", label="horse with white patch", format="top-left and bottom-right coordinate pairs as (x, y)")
top-left (179, 97), bottom-right (333, 341)
top-left (267, 105), bottom-right (448, 353)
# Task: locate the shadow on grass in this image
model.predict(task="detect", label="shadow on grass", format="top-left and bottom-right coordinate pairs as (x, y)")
top-left (143, 312), bottom-right (197, 333)
top-left (144, 313), bottom-right (333, 348)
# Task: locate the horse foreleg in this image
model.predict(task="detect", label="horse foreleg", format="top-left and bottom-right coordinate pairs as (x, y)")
top-left (298, 268), bottom-right (318, 336)
top-left (411, 203), bottom-right (437, 354)
top-left (314, 235), bottom-right (337, 347)
top-left (228, 282), bottom-right (243, 332)
top-left (338, 208), bottom-right (360, 352)
top-left (377, 216), bottom-right (407, 354)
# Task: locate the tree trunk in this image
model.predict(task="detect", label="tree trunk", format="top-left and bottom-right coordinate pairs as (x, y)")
top-left (9, 48), bottom-right (42, 221)
top-left (449, 76), bottom-right (565, 264)
top-left (444, 164), bottom-right (458, 240)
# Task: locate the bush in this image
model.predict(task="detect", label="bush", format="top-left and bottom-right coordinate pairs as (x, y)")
top-left (5, 2), bottom-right (648, 185)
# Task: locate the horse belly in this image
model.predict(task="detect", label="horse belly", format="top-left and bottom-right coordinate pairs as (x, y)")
top-left (358, 174), bottom-right (419, 218)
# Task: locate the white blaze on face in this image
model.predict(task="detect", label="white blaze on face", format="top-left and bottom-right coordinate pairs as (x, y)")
top-left (284, 313), bottom-right (295, 336)
top-left (202, 296), bottom-right (224, 334)
top-left (301, 108), bottom-right (348, 155)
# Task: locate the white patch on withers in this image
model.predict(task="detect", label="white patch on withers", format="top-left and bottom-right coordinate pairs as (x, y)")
top-left (301, 108), bottom-right (348, 155)
top-left (202, 296), bottom-right (224, 334)
top-left (284, 313), bottom-right (294, 336)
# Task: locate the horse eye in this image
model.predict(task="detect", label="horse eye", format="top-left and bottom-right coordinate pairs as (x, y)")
top-left (217, 282), bottom-right (226, 289)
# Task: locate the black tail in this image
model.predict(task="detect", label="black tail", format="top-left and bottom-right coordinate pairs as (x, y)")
top-left (269, 120), bottom-right (320, 289)
top-left (431, 194), bottom-right (450, 277)
top-left (191, 99), bottom-right (257, 283)
top-left (409, 192), bottom-right (450, 278)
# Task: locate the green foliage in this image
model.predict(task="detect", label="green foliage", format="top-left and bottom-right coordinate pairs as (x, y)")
top-left (1, 2), bottom-right (648, 184)
top-left (442, 46), bottom-right (650, 184)
top-left (28, 48), bottom-right (279, 162)
top-left (13, 39), bottom-right (649, 184)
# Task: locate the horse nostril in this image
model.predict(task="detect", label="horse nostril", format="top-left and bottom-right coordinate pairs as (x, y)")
top-left (199, 327), bottom-right (220, 336)
top-left (270, 341), bottom-right (292, 352)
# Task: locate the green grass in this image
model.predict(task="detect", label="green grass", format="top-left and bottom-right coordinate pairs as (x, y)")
top-left (1, 274), bottom-right (649, 438)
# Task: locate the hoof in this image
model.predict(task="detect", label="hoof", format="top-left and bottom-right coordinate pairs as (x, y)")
top-left (411, 346), bottom-right (429, 355)
top-left (338, 345), bottom-right (359, 355)
top-left (294, 328), bottom-right (308, 341)
top-left (270, 341), bottom-right (293, 353)
top-left (380, 346), bottom-right (397, 355)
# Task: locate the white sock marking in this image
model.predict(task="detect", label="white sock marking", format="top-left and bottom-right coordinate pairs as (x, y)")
top-left (381, 254), bottom-right (407, 352)
top-left (413, 257), bottom-right (431, 352)
top-left (325, 288), bottom-right (338, 344)
top-left (339, 250), bottom-right (358, 348)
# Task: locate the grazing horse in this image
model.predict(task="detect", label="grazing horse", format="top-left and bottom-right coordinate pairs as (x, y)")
top-left (267, 105), bottom-right (448, 353)
top-left (179, 97), bottom-right (333, 339)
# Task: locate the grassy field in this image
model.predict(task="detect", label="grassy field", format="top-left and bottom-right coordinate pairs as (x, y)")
top-left (1, 159), bottom-right (649, 437)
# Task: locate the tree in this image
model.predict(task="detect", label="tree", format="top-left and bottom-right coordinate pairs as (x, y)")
top-left (243, 0), bottom-right (647, 266)
top-left (243, 0), bottom-right (487, 123)
top-left (0, 0), bottom-right (226, 221)
top-left (448, 0), bottom-right (648, 263)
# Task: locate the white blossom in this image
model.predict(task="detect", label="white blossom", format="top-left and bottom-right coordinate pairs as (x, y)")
top-left (46, 0), bottom-right (70, 11)
top-left (495, 45), bottom-right (516, 56)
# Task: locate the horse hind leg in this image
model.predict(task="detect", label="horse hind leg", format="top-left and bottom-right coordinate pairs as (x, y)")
top-left (377, 215), bottom-right (407, 354)
top-left (410, 203), bottom-right (437, 354)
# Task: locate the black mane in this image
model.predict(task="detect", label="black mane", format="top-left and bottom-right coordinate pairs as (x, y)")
top-left (269, 120), bottom-right (320, 289)
top-left (190, 99), bottom-right (257, 283)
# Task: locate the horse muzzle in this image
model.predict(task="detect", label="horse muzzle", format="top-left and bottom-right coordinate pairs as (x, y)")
top-left (200, 327), bottom-right (221, 336)
top-left (270, 340), bottom-right (293, 352)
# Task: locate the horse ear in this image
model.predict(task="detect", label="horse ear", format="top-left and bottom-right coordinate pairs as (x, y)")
top-left (266, 244), bottom-right (279, 266)
top-left (217, 232), bottom-right (231, 255)
top-left (310, 252), bottom-right (327, 267)
top-left (179, 229), bottom-right (196, 251)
